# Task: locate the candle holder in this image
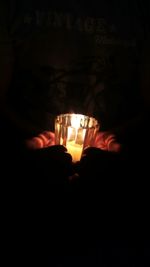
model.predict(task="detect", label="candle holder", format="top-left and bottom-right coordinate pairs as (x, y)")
top-left (55, 113), bottom-right (99, 162)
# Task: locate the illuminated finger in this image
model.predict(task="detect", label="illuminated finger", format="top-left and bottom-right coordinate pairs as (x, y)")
top-left (26, 137), bottom-right (43, 149)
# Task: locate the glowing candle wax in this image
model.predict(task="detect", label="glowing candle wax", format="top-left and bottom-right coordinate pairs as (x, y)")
top-left (66, 117), bottom-right (86, 162)
top-left (66, 140), bottom-right (83, 162)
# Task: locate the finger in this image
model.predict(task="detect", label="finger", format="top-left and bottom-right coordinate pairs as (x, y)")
top-left (26, 137), bottom-right (44, 149)
top-left (38, 133), bottom-right (49, 146)
top-left (82, 147), bottom-right (103, 157)
top-left (43, 131), bottom-right (55, 139)
top-left (47, 139), bottom-right (55, 146)
top-left (35, 145), bottom-right (67, 154)
top-left (94, 132), bottom-right (106, 149)
top-left (26, 131), bottom-right (55, 149)
top-left (31, 145), bottom-right (71, 163)
top-left (43, 145), bottom-right (73, 167)
top-left (45, 145), bottom-right (67, 153)
top-left (104, 134), bottom-right (115, 145)
top-left (46, 131), bottom-right (55, 146)
top-left (108, 142), bottom-right (121, 152)
top-left (39, 131), bottom-right (55, 147)
top-left (94, 132), bottom-right (119, 151)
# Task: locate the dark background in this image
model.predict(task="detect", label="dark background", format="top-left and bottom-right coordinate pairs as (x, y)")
top-left (1, 1), bottom-right (150, 266)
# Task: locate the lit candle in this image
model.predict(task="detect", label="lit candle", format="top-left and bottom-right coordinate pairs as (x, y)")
top-left (66, 140), bottom-right (83, 162)
top-left (66, 115), bottom-right (86, 162)
top-left (55, 113), bottom-right (99, 163)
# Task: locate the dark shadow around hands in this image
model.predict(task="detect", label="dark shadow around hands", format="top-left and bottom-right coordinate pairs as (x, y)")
top-left (26, 145), bottom-right (74, 182)
top-left (77, 147), bottom-right (121, 179)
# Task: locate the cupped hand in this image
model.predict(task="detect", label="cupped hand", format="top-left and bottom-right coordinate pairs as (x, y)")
top-left (25, 131), bottom-right (74, 180)
top-left (92, 131), bottom-right (121, 152)
top-left (25, 131), bottom-right (55, 149)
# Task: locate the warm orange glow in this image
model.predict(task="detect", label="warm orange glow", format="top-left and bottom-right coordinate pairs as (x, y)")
top-left (70, 114), bottom-right (84, 128)
top-left (55, 113), bottom-right (99, 162)
top-left (66, 114), bottom-right (86, 162)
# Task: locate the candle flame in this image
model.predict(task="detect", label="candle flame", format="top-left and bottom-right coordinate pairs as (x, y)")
top-left (66, 114), bottom-right (86, 144)
top-left (71, 114), bottom-right (84, 129)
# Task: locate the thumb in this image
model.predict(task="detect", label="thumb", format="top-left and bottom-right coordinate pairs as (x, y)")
top-left (108, 141), bottom-right (121, 152)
